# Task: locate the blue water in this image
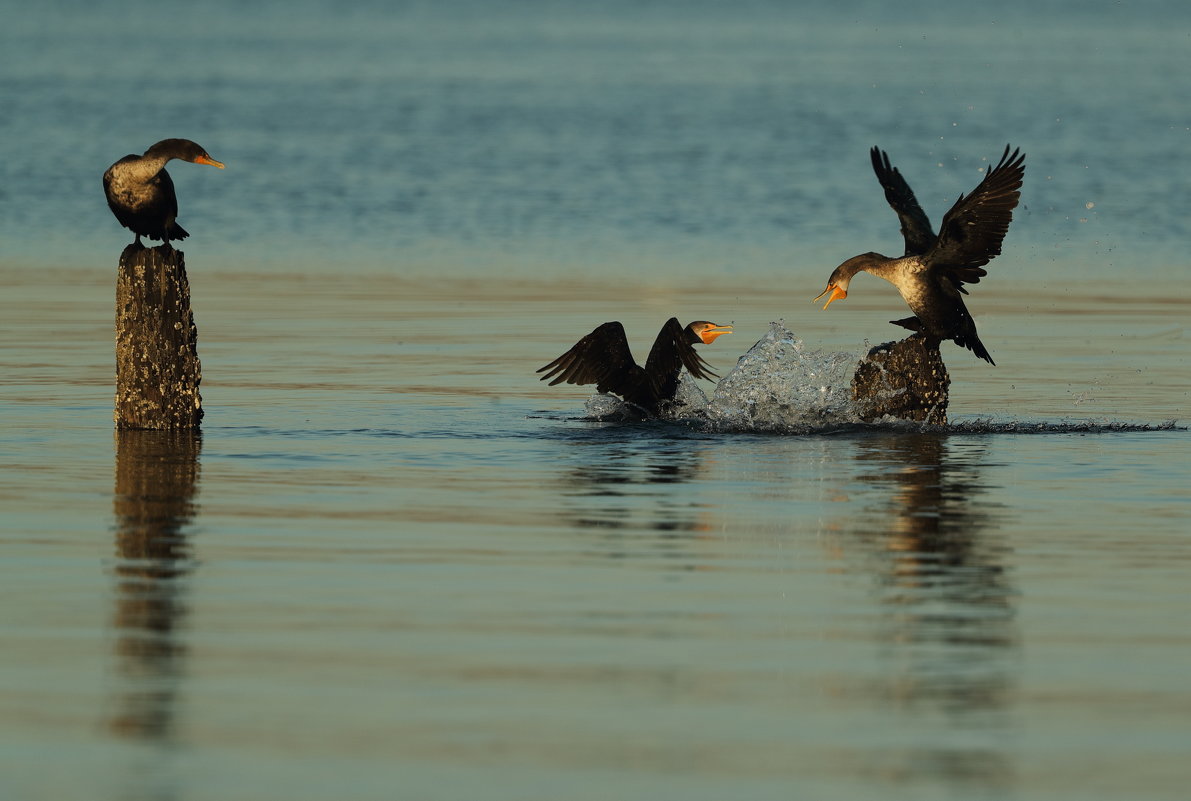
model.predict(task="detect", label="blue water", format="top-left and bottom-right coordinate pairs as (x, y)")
top-left (1, 2), bottom-right (1190, 800)
top-left (3, 0), bottom-right (1189, 277)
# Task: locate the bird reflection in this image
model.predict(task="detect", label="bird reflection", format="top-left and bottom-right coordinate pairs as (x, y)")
top-left (109, 429), bottom-right (201, 742)
top-left (554, 433), bottom-right (713, 559)
top-left (841, 433), bottom-right (1016, 792)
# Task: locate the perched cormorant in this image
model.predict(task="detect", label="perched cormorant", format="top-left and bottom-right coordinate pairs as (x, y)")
top-left (103, 139), bottom-right (224, 246)
top-left (814, 145), bottom-right (1025, 365)
top-left (538, 318), bottom-right (732, 415)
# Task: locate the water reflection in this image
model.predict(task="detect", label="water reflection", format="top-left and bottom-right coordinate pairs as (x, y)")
top-left (109, 430), bottom-right (201, 742)
top-left (844, 434), bottom-right (1016, 793)
top-left (554, 432), bottom-right (714, 558)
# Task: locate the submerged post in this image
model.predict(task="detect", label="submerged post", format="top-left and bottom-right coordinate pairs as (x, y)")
top-left (115, 244), bottom-right (203, 429)
top-left (851, 336), bottom-right (950, 425)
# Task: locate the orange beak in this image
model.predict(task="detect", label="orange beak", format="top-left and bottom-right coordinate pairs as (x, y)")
top-left (196, 155), bottom-right (225, 169)
top-left (813, 284), bottom-right (847, 310)
top-left (699, 324), bottom-right (733, 344)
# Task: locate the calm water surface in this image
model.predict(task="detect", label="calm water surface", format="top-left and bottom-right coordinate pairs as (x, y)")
top-left (2, 1), bottom-right (1190, 799)
top-left (2, 268), bottom-right (1188, 800)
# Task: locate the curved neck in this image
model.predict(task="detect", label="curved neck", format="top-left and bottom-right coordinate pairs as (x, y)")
top-left (838, 252), bottom-right (895, 284)
top-left (120, 152), bottom-right (171, 181)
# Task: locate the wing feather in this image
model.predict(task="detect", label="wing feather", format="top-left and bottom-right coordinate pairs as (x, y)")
top-left (644, 318), bottom-right (718, 383)
top-left (870, 147), bottom-right (936, 256)
top-left (537, 322), bottom-right (643, 396)
top-left (927, 145), bottom-right (1025, 279)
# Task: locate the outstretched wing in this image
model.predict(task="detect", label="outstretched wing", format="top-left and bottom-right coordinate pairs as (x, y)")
top-left (871, 147), bottom-right (936, 256)
top-left (537, 322), bottom-right (645, 396)
top-left (927, 145), bottom-right (1025, 285)
top-left (645, 317), bottom-right (717, 383)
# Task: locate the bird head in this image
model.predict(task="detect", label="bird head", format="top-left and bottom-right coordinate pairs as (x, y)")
top-left (813, 254), bottom-right (875, 310)
top-left (146, 139), bottom-right (225, 169)
top-left (813, 278), bottom-right (849, 310)
top-left (687, 321), bottom-right (733, 345)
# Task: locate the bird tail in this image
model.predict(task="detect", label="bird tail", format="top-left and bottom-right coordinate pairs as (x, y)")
top-left (897, 315), bottom-right (995, 365)
top-left (168, 222), bottom-right (190, 241)
top-left (958, 332), bottom-right (995, 365)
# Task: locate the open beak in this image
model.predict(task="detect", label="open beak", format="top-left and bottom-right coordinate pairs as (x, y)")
top-left (196, 155), bottom-right (225, 169)
top-left (699, 324), bottom-right (733, 344)
top-left (813, 284), bottom-right (847, 310)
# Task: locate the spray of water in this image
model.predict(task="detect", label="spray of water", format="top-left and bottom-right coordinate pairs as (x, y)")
top-left (580, 321), bottom-right (866, 430)
top-left (570, 321), bottom-right (1181, 434)
top-left (704, 320), bottom-right (864, 431)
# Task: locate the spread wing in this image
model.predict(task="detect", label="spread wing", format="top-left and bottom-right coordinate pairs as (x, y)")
top-left (927, 145), bottom-right (1025, 286)
top-left (645, 317), bottom-right (717, 383)
top-left (537, 322), bottom-right (647, 396)
top-left (871, 147), bottom-right (935, 256)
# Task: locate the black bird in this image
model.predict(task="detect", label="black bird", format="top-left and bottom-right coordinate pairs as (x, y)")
top-left (103, 139), bottom-right (224, 246)
top-left (538, 318), bottom-right (732, 415)
top-left (814, 145), bottom-right (1025, 365)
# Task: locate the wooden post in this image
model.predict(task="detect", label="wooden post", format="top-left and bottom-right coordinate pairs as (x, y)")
top-left (115, 244), bottom-right (203, 429)
top-left (851, 336), bottom-right (950, 425)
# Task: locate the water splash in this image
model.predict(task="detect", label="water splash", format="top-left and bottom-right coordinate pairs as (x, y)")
top-left (566, 321), bottom-right (1182, 435)
top-left (946, 419), bottom-right (1183, 434)
top-left (577, 322), bottom-right (863, 429)
top-left (704, 321), bottom-right (864, 431)
top-left (581, 372), bottom-right (711, 421)
top-left (581, 393), bottom-right (632, 419)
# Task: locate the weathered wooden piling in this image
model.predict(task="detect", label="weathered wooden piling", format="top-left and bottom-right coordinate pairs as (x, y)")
top-left (851, 336), bottom-right (950, 425)
top-left (115, 244), bottom-right (203, 429)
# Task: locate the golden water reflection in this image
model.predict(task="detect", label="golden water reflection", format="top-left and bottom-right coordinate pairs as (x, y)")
top-left (554, 429), bottom-right (1018, 793)
top-left (842, 434), bottom-right (1016, 794)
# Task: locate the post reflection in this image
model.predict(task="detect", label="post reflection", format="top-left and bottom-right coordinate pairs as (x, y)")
top-left (109, 429), bottom-right (201, 742)
top-left (843, 433), bottom-right (1016, 792)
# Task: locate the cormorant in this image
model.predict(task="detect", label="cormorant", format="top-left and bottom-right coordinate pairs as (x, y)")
top-left (104, 138), bottom-right (224, 246)
top-left (538, 318), bottom-right (732, 415)
top-left (814, 145), bottom-right (1025, 364)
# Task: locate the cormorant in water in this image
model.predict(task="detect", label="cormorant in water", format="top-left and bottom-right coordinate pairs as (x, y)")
top-left (103, 139), bottom-right (224, 246)
top-left (814, 145), bottom-right (1025, 365)
top-left (538, 318), bottom-right (732, 415)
